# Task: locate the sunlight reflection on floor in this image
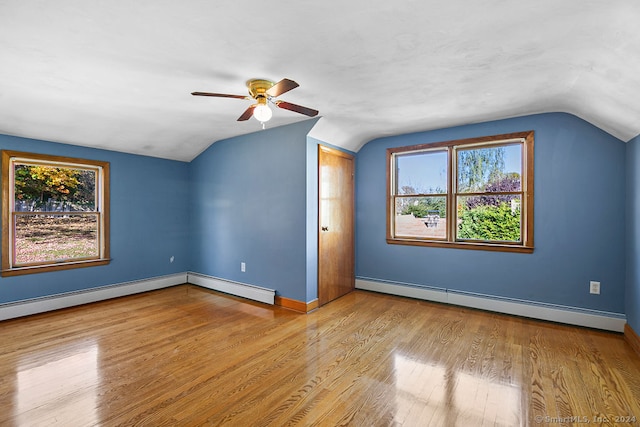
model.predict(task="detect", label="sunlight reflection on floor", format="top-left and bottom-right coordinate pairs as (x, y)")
top-left (16, 341), bottom-right (99, 426)
top-left (394, 354), bottom-right (520, 426)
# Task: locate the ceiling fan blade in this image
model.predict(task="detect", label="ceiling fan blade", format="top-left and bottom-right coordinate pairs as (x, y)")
top-left (266, 79), bottom-right (299, 97)
top-left (237, 105), bottom-right (256, 121)
top-left (192, 92), bottom-right (249, 100)
top-left (275, 100), bottom-right (319, 117)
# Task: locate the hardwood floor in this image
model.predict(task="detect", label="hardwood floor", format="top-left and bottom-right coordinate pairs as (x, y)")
top-left (1, 285), bottom-right (639, 426)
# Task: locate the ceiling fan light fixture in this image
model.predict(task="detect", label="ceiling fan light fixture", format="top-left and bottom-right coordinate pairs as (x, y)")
top-left (253, 103), bottom-right (272, 122)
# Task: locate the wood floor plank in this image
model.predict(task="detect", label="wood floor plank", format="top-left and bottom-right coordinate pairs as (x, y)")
top-left (1, 285), bottom-right (639, 426)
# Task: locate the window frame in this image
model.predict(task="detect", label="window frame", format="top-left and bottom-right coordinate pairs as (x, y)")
top-left (386, 131), bottom-right (534, 253)
top-left (1, 150), bottom-right (110, 276)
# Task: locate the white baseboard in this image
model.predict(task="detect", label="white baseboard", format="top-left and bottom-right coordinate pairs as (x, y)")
top-left (356, 278), bottom-right (626, 332)
top-left (187, 272), bottom-right (275, 305)
top-left (0, 273), bottom-right (188, 322)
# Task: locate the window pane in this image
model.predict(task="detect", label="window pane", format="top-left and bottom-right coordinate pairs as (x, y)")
top-left (396, 150), bottom-right (447, 195)
top-left (457, 144), bottom-right (521, 193)
top-left (456, 195), bottom-right (521, 242)
top-left (14, 165), bottom-right (96, 212)
top-left (394, 196), bottom-right (447, 239)
top-left (14, 214), bottom-right (99, 265)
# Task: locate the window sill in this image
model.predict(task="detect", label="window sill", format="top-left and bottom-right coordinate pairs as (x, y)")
top-left (1, 258), bottom-right (111, 277)
top-left (387, 238), bottom-right (534, 254)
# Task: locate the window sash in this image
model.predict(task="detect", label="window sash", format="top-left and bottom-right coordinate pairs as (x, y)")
top-left (455, 194), bottom-right (524, 244)
top-left (11, 212), bottom-right (102, 267)
top-left (10, 158), bottom-right (102, 212)
top-left (392, 194), bottom-right (448, 241)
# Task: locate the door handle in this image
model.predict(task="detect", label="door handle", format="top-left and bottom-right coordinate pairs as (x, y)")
top-left (321, 226), bottom-right (329, 231)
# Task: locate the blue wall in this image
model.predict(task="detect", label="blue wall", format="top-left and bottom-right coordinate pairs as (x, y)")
top-left (189, 120), bottom-right (318, 302)
top-left (356, 113), bottom-right (626, 314)
top-left (0, 134), bottom-right (190, 304)
top-left (626, 135), bottom-right (640, 332)
top-left (1, 112), bottom-right (635, 322)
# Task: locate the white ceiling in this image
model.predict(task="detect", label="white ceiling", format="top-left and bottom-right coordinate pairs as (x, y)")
top-left (1, 1), bottom-right (639, 162)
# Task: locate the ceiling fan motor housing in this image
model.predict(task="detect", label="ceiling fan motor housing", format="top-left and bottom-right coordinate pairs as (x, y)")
top-left (247, 79), bottom-right (275, 99)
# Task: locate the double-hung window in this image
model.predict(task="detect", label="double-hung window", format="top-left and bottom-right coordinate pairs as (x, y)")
top-left (2, 151), bottom-right (110, 276)
top-left (387, 131), bottom-right (534, 252)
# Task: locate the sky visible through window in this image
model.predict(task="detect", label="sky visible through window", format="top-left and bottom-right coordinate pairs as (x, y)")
top-left (397, 144), bottom-right (521, 193)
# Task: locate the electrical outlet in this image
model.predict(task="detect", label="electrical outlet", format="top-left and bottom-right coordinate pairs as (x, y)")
top-left (241, 262), bottom-right (246, 272)
top-left (589, 281), bottom-right (600, 295)
top-left (170, 256), bottom-right (174, 263)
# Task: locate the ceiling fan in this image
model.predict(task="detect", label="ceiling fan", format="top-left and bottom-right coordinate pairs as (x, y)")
top-left (192, 78), bottom-right (319, 124)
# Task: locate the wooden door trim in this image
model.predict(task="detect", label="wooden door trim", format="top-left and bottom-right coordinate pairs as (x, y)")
top-left (274, 296), bottom-right (319, 313)
top-left (319, 144), bottom-right (354, 159)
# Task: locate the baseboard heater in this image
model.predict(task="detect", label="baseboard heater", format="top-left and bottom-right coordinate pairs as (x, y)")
top-left (0, 272), bottom-right (276, 322)
top-left (0, 273), bottom-right (189, 322)
top-left (187, 272), bottom-right (275, 305)
top-left (356, 277), bottom-right (626, 332)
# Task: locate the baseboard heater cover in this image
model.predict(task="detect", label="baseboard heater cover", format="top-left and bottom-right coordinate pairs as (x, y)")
top-left (0, 272), bottom-right (188, 322)
top-left (187, 272), bottom-right (275, 305)
top-left (355, 277), bottom-right (626, 332)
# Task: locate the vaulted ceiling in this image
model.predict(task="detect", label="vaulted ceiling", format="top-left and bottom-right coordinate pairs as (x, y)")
top-left (1, 1), bottom-right (639, 161)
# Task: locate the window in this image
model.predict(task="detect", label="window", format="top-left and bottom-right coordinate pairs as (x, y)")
top-left (387, 131), bottom-right (534, 252)
top-left (2, 151), bottom-right (110, 276)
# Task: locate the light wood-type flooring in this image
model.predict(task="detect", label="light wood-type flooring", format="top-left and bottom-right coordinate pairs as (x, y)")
top-left (1, 285), bottom-right (639, 426)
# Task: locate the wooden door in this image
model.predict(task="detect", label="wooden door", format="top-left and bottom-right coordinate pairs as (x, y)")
top-left (318, 145), bottom-right (355, 306)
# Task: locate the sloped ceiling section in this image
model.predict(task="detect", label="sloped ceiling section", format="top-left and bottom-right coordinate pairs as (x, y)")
top-left (1, 1), bottom-right (639, 161)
